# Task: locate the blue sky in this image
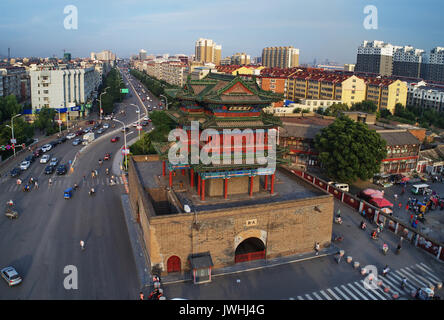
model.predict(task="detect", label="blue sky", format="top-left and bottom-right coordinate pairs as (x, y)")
top-left (0, 0), bottom-right (443, 64)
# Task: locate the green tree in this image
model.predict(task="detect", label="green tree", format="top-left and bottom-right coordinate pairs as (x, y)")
top-left (350, 100), bottom-right (378, 113)
top-left (324, 103), bottom-right (349, 117)
top-left (292, 107), bottom-right (302, 113)
top-left (314, 116), bottom-right (387, 183)
top-left (34, 107), bottom-right (57, 135)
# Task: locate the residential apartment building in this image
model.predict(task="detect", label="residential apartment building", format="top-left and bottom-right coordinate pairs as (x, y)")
top-left (286, 71), bottom-right (367, 107)
top-left (356, 41), bottom-right (444, 82)
top-left (139, 49), bottom-right (147, 61)
top-left (0, 66), bottom-right (28, 101)
top-left (161, 61), bottom-right (187, 87)
top-left (393, 46), bottom-right (425, 79)
top-left (422, 47), bottom-right (444, 82)
top-left (262, 46), bottom-right (299, 69)
top-left (365, 78), bottom-right (407, 113)
top-left (344, 64), bottom-right (355, 72)
top-left (220, 57), bottom-right (232, 65)
top-left (407, 81), bottom-right (444, 112)
top-left (195, 38), bottom-right (222, 65)
top-left (231, 53), bottom-right (250, 66)
top-left (90, 50), bottom-right (116, 62)
top-left (30, 65), bottom-right (97, 111)
top-left (355, 40), bottom-right (396, 76)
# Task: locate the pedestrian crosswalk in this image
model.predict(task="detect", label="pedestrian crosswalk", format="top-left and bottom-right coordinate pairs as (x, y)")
top-left (293, 263), bottom-right (442, 300)
top-left (0, 176), bottom-right (125, 192)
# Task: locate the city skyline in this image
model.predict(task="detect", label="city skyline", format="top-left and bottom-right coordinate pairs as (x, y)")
top-left (1, 0), bottom-right (443, 64)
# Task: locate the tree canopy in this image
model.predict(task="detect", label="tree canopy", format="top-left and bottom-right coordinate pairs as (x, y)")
top-left (130, 111), bottom-right (176, 155)
top-left (322, 103), bottom-right (349, 117)
top-left (314, 116), bottom-right (387, 183)
top-left (350, 100), bottom-right (378, 113)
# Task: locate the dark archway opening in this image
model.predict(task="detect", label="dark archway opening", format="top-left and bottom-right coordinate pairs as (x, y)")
top-left (235, 237), bottom-right (266, 263)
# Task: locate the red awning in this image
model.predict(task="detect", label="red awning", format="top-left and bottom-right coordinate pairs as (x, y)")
top-left (369, 197), bottom-right (393, 208)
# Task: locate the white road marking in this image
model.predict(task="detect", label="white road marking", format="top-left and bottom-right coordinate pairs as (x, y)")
top-left (319, 290), bottom-right (332, 300)
top-left (415, 264), bottom-right (442, 283)
top-left (353, 282), bottom-right (378, 300)
top-left (347, 283), bottom-right (368, 300)
top-left (359, 281), bottom-right (387, 300)
top-left (340, 285), bottom-right (359, 300)
top-left (327, 288), bottom-right (341, 300)
top-left (305, 294), bottom-right (313, 300)
top-left (334, 286), bottom-right (350, 300)
top-left (311, 292), bottom-right (323, 300)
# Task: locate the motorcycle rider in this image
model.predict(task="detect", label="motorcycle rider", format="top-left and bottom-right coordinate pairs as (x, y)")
top-left (382, 265), bottom-right (390, 277)
top-left (382, 243), bottom-right (389, 254)
top-left (401, 277), bottom-right (408, 289)
top-left (360, 220), bottom-right (367, 230)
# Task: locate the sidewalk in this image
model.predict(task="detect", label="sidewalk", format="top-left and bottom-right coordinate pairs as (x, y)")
top-left (161, 245), bottom-right (339, 285)
top-left (120, 194), bottom-right (152, 289)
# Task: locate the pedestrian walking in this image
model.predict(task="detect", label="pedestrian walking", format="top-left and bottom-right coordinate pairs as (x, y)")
top-left (48, 178), bottom-right (52, 186)
top-left (398, 202), bottom-right (402, 210)
top-left (34, 181), bottom-right (38, 189)
top-left (139, 292), bottom-right (144, 300)
top-left (405, 204), bottom-right (409, 211)
top-left (80, 240), bottom-right (85, 250)
top-left (394, 194), bottom-right (398, 202)
top-left (83, 175), bottom-right (86, 182)
top-left (315, 242), bottom-right (320, 256)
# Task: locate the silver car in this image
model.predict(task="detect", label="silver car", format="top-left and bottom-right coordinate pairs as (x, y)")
top-left (1, 266), bottom-right (22, 287)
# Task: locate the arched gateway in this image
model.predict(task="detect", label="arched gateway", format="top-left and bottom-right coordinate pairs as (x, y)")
top-left (234, 237), bottom-right (266, 263)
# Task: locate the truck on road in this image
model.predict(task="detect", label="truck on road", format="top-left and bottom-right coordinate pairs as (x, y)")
top-left (82, 132), bottom-right (95, 145)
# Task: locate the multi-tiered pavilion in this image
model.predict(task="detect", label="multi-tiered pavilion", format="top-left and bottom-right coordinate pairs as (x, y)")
top-left (155, 72), bottom-right (284, 201)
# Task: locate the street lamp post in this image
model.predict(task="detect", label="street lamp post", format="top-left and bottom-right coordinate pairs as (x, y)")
top-left (130, 103), bottom-right (141, 140)
top-left (160, 94), bottom-right (168, 110)
top-left (100, 87), bottom-right (110, 121)
top-left (113, 118), bottom-right (128, 170)
top-left (9, 114), bottom-right (21, 157)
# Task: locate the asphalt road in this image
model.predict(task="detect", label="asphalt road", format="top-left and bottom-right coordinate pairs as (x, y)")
top-left (163, 199), bottom-right (444, 300)
top-left (0, 66), bottom-right (154, 299)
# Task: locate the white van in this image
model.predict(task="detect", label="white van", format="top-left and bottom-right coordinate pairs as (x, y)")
top-left (328, 181), bottom-right (349, 192)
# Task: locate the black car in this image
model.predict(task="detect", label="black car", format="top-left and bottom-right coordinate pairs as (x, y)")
top-left (56, 164), bottom-right (67, 175)
top-left (49, 141), bottom-right (58, 147)
top-left (45, 165), bottom-right (55, 174)
top-left (10, 167), bottom-right (21, 177)
top-left (25, 155), bottom-right (35, 163)
top-left (57, 137), bottom-right (67, 143)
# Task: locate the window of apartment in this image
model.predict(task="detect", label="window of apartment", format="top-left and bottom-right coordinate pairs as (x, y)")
top-left (43, 90), bottom-right (49, 94)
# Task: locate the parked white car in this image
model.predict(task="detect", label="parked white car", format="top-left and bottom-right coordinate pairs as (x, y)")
top-left (40, 154), bottom-right (50, 164)
top-left (102, 123), bottom-right (109, 129)
top-left (41, 144), bottom-right (52, 152)
top-left (20, 161), bottom-right (30, 170)
top-left (66, 133), bottom-right (76, 140)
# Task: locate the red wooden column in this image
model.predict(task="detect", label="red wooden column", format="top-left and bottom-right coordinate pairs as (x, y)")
top-left (264, 175), bottom-right (268, 190)
top-left (190, 169), bottom-right (194, 187)
top-left (270, 173), bottom-right (275, 194)
top-left (182, 169), bottom-right (185, 176)
top-left (197, 174), bottom-right (201, 196)
top-left (162, 161), bottom-right (166, 176)
top-left (169, 170), bottom-right (173, 188)
top-left (224, 178), bottom-right (228, 199)
top-left (249, 176), bottom-right (254, 197)
top-left (201, 179), bottom-right (205, 201)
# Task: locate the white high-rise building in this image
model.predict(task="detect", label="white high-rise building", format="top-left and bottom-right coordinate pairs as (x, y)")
top-left (30, 65), bottom-right (97, 110)
top-left (139, 49), bottom-right (147, 61)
